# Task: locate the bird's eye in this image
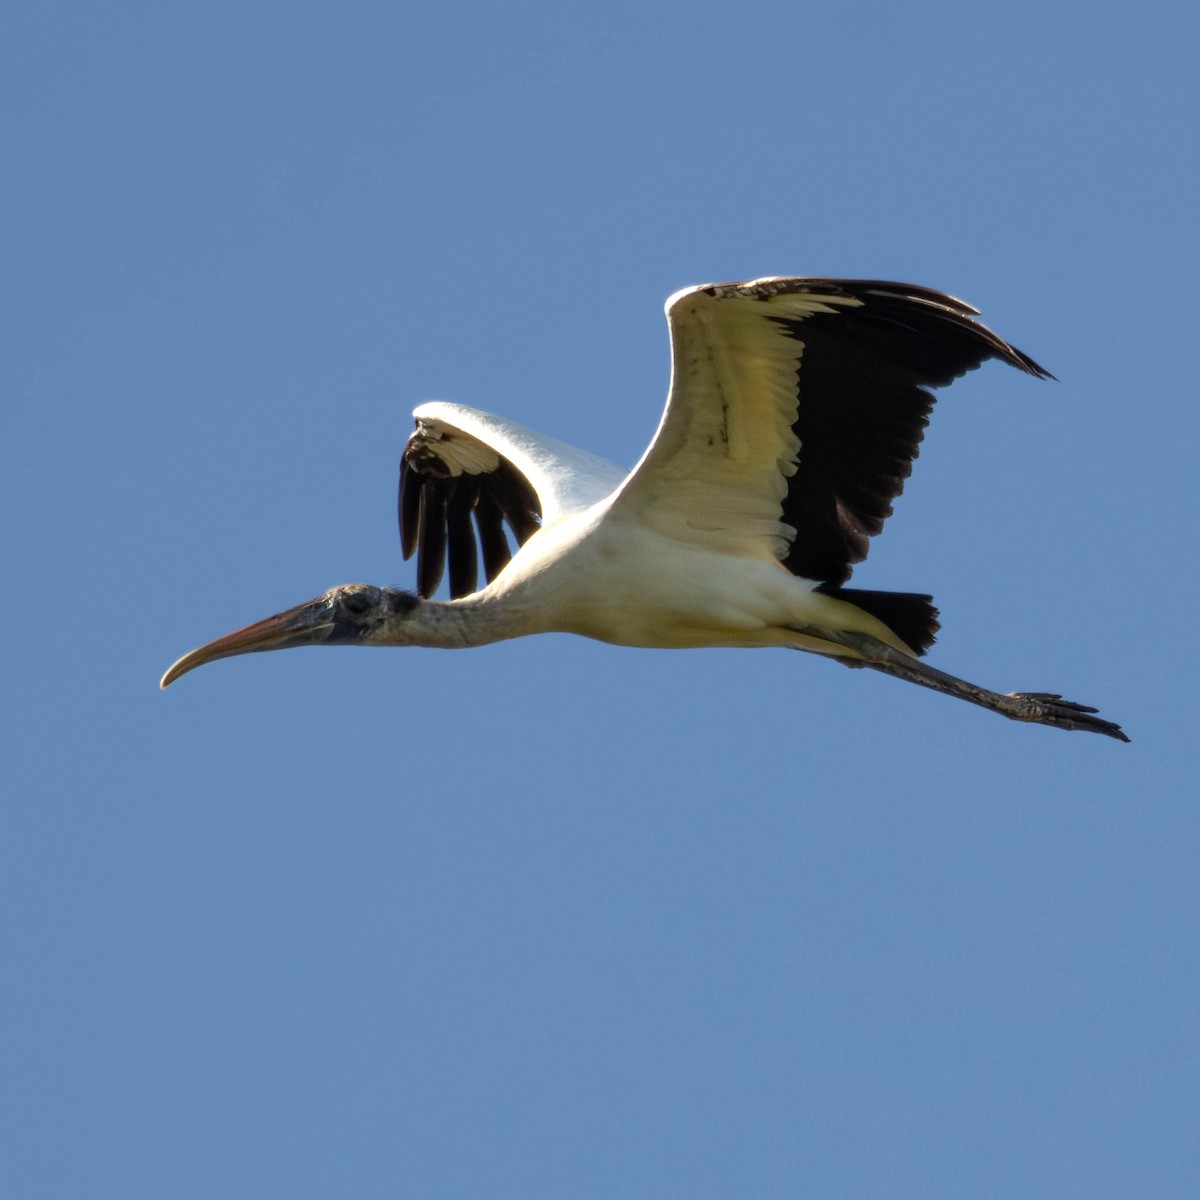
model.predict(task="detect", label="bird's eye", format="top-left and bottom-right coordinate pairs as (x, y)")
top-left (341, 591), bottom-right (373, 616)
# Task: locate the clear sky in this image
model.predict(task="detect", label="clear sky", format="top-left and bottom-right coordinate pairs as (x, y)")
top-left (4, 3), bottom-right (1197, 1197)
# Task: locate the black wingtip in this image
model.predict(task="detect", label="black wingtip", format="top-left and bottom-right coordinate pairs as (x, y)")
top-left (416, 484), bottom-right (447, 599)
top-left (398, 462), bottom-right (421, 561)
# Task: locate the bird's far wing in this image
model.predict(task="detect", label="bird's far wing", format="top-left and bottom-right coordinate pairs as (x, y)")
top-left (399, 401), bottom-right (627, 599)
top-left (610, 277), bottom-right (1050, 586)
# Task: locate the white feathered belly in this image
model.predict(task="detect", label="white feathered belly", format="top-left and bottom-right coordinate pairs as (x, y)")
top-left (488, 511), bottom-right (900, 655)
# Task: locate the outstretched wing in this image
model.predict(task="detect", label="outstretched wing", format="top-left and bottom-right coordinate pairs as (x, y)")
top-left (610, 277), bottom-right (1050, 586)
top-left (399, 401), bottom-right (627, 599)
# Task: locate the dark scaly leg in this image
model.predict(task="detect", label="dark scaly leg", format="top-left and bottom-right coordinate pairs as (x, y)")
top-left (791, 626), bottom-right (1129, 742)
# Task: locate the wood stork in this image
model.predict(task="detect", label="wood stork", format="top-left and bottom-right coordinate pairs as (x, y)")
top-left (161, 277), bottom-right (1127, 741)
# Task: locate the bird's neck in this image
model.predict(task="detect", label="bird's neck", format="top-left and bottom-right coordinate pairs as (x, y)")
top-left (373, 595), bottom-right (529, 649)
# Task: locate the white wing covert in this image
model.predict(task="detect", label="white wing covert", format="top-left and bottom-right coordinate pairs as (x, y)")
top-left (399, 401), bottom-right (627, 598)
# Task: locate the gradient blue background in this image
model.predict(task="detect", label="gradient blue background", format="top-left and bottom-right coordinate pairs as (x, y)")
top-left (4, 3), bottom-right (1197, 1197)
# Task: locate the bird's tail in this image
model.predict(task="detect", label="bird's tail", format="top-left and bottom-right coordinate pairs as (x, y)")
top-left (816, 586), bottom-right (940, 656)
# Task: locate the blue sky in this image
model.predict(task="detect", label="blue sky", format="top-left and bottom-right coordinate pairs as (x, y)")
top-left (4, 3), bottom-right (1197, 1197)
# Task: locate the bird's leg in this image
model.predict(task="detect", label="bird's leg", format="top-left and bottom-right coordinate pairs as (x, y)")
top-left (789, 625), bottom-right (1129, 742)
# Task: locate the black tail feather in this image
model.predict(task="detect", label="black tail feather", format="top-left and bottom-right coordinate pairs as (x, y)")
top-left (817, 586), bottom-right (941, 656)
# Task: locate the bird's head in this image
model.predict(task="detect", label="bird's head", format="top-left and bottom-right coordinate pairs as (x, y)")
top-left (160, 585), bottom-right (422, 688)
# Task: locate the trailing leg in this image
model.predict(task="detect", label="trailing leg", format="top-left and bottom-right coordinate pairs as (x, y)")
top-left (791, 626), bottom-right (1128, 742)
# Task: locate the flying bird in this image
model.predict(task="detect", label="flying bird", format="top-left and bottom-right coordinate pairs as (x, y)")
top-left (162, 277), bottom-right (1127, 741)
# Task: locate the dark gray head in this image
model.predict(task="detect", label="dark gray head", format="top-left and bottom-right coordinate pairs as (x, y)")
top-left (160, 585), bottom-right (421, 687)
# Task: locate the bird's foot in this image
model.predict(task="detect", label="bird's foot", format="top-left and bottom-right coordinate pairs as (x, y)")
top-left (1003, 692), bottom-right (1130, 742)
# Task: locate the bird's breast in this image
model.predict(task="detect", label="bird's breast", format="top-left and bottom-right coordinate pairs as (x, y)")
top-left (487, 508), bottom-right (803, 649)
